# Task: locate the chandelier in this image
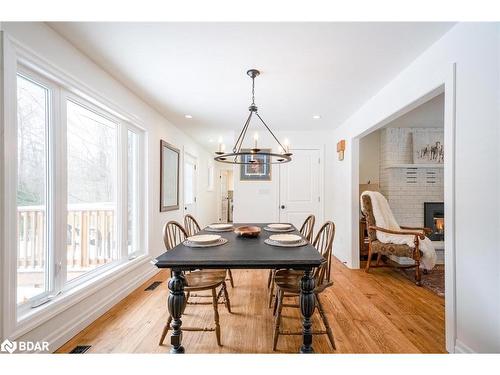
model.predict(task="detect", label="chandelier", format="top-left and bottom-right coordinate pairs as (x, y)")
top-left (214, 69), bottom-right (292, 164)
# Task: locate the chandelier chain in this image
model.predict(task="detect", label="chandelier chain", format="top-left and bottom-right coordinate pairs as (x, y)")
top-left (251, 76), bottom-right (255, 104)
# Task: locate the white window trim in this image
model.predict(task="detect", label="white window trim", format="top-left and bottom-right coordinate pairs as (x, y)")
top-left (2, 33), bottom-right (150, 339)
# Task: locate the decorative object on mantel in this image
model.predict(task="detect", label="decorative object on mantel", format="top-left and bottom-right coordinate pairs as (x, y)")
top-left (412, 129), bottom-right (444, 164)
top-left (160, 140), bottom-right (180, 212)
top-left (337, 139), bottom-right (345, 161)
top-left (214, 69), bottom-right (292, 165)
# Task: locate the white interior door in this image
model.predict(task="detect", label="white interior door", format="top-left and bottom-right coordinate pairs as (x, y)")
top-left (279, 149), bottom-right (322, 229)
top-left (220, 170), bottom-right (228, 222)
top-left (183, 153), bottom-right (197, 216)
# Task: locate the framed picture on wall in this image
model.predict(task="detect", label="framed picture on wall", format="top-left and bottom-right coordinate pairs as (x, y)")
top-left (239, 149), bottom-right (272, 181)
top-left (160, 140), bottom-right (180, 211)
top-left (412, 129), bottom-right (444, 164)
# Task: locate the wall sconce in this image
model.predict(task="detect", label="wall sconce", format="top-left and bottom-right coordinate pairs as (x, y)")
top-left (337, 139), bottom-right (345, 161)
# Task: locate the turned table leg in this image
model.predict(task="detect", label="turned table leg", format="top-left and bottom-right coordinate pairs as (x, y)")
top-left (168, 269), bottom-right (186, 354)
top-left (299, 268), bottom-right (316, 353)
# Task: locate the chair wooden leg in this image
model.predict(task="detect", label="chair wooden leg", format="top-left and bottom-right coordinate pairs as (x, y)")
top-left (222, 281), bottom-right (231, 313)
top-left (267, 269), bottom-right (273, 288)
top-left (268, 274), bottom-right (276, 308)
top-left (159, 315), bottom-right (172, 345)
top-left (316, 294), bottom-right (336, 350)
top-left (272, 287), bottom-right (280, 316)
top-left (211, 287), bottom-right (222, 346)
top-left (326, 252), bottom-right (332, 282)
top-left (365, 243), bottom-right (373, 272)
top-left (415, 262), bottom-right (422, 286)
top-left (227, 269), bottom-right (234, 288)
top-left (375, 252), bottom-right (382, 266)
top-left (272, 289), bottom-right (284, 351)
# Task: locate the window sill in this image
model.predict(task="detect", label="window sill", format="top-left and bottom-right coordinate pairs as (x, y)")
top-left (10, 254), bottom-right (154, 340)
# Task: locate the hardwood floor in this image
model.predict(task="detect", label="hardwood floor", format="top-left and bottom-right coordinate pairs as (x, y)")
top-left (56, 258), bottom-right (446, 353)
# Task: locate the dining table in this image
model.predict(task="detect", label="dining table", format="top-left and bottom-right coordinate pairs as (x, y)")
top-left (154, 223), bottom-right (323, 354)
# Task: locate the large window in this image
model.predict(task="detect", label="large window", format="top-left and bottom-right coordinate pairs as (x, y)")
top-left (16, 74), bottom-right (50, 305)
top-left (14, 66), bottom-right (145, 315)
top-left (66, 100), bottom-right (119, 282)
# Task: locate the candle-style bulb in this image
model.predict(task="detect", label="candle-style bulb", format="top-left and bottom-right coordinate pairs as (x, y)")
top-left (283, 138), bottom-right (290, 153)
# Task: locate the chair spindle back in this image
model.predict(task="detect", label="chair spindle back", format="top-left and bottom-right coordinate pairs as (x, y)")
top-left (312, 221), bottom-right (335, 284)
top-left (299, 214), bottom-right (316, 242)
top-left (184, 214), bottom-right (201, 236)
top-left (163, 221), bottom-right (188, 250)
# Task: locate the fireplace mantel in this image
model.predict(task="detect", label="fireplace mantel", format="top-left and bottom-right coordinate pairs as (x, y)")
top-left (384, 163), bottom-right (444, 169)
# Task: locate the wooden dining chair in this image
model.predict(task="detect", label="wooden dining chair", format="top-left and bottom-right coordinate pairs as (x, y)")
top-left (267, 214), bottom-right (316, 307)
top-left (183, 214), bottom-right (235, 288)
top-left (271, 221), bottom-right (336, 351)
top-left (159, 221), bottom-right (231, 347)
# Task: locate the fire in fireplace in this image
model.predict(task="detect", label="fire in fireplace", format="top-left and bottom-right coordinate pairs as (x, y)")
top-left (424, 202), bottom-right (444, 241)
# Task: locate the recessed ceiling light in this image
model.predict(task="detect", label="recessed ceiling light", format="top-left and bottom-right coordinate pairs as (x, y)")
top-left (184, 114), bottom-right (193, 119)
top-left (312, 115), bottom-right (321, 119)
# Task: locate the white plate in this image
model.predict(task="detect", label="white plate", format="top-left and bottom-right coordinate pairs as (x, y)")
top-left (268, 223), bottom-right (292, 230)
top-left (208, 223), bottom-right (233, 230)
top-left (269, 234), bottom-right (302, 244)
top-left (187, 234), bottom-right (221, 244)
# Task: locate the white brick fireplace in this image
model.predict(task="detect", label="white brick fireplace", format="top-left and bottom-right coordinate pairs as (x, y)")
top-left (379, 128), bottom-right (444, 262)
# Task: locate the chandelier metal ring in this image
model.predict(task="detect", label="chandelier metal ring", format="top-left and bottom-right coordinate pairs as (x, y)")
top-left (214, 151), bottom-right (292, 164)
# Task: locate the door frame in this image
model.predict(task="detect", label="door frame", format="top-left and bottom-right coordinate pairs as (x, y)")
top-left (182, 151), bottom-right (198, 217)
top-left (350, 64), bottom-right (456, 353)
top-left (279, 145), bottom-right (325, 225)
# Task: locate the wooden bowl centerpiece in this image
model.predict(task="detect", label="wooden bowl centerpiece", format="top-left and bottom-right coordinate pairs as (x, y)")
top-left (234, 225), bottom-right (261, 238)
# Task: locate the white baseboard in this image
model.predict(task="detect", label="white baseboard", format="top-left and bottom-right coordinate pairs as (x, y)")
top-left (454, 339), bottom-right (475, 353)
top-left (42, 266), bottom-right (159, 353)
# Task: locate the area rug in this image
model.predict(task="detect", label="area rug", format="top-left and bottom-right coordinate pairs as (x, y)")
top-left (396, 265), bottom-right (444, 297)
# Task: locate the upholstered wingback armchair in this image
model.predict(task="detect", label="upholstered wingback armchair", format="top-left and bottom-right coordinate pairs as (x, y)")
top-left (361, 194), bottom-right (431, 286)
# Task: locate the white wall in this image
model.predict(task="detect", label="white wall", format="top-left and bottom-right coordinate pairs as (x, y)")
top-left (232, 129), bottom-right (335, 224)
top-left (330, 23), bottom-right (500, 353)
top-left (0, 22), bottom-right (218, 349)
top-left (359, 130), bottom-right (380, 184)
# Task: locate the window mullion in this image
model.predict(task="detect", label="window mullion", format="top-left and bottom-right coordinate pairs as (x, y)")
top-left (53, 88), bottom-right (68, 293)
top-left (120, 123), bottom-right (128, 260)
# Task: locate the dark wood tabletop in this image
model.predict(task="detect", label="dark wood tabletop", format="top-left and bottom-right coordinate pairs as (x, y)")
top-left (154, 223), bottom-right (323, 270)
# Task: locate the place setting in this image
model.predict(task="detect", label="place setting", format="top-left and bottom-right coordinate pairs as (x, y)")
top-left (205, 223), bottom-right (234, 232)
top-left (183, 234), bottom-right (228, 248)
top-left (264, 233), bottom-right (308, 248)
top-left (263, 223), bottom-right (295, 233)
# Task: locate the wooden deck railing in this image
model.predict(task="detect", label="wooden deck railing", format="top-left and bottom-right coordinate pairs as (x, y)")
top-left (17, 204), bottom-right (116, 271)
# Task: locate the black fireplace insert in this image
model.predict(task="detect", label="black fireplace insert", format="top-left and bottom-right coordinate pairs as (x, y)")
top-left (424, 202), bottom-right (444, 241)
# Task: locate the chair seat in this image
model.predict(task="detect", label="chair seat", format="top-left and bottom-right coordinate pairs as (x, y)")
top-left (184, 269), bottom-right (227, 290)
top-left (370, 240), bottom-right (424, 258)
top-left (274, 269), bottom-right (306, 294)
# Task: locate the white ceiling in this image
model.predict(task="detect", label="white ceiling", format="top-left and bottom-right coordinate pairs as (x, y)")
top-left (48, 22), bottom-right (453, 147)
top-left (384, 93), bottom-right (444, 128)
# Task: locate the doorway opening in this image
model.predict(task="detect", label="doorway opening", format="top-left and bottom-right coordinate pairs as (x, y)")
top-left (355, 85), bottom-right (453, 353)
top-left (219, 168), bottom-right (234, 223)
top-left (183, 153), bottom-right (197, 217)
top-left (358, 93), bottom-right (446, 279)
